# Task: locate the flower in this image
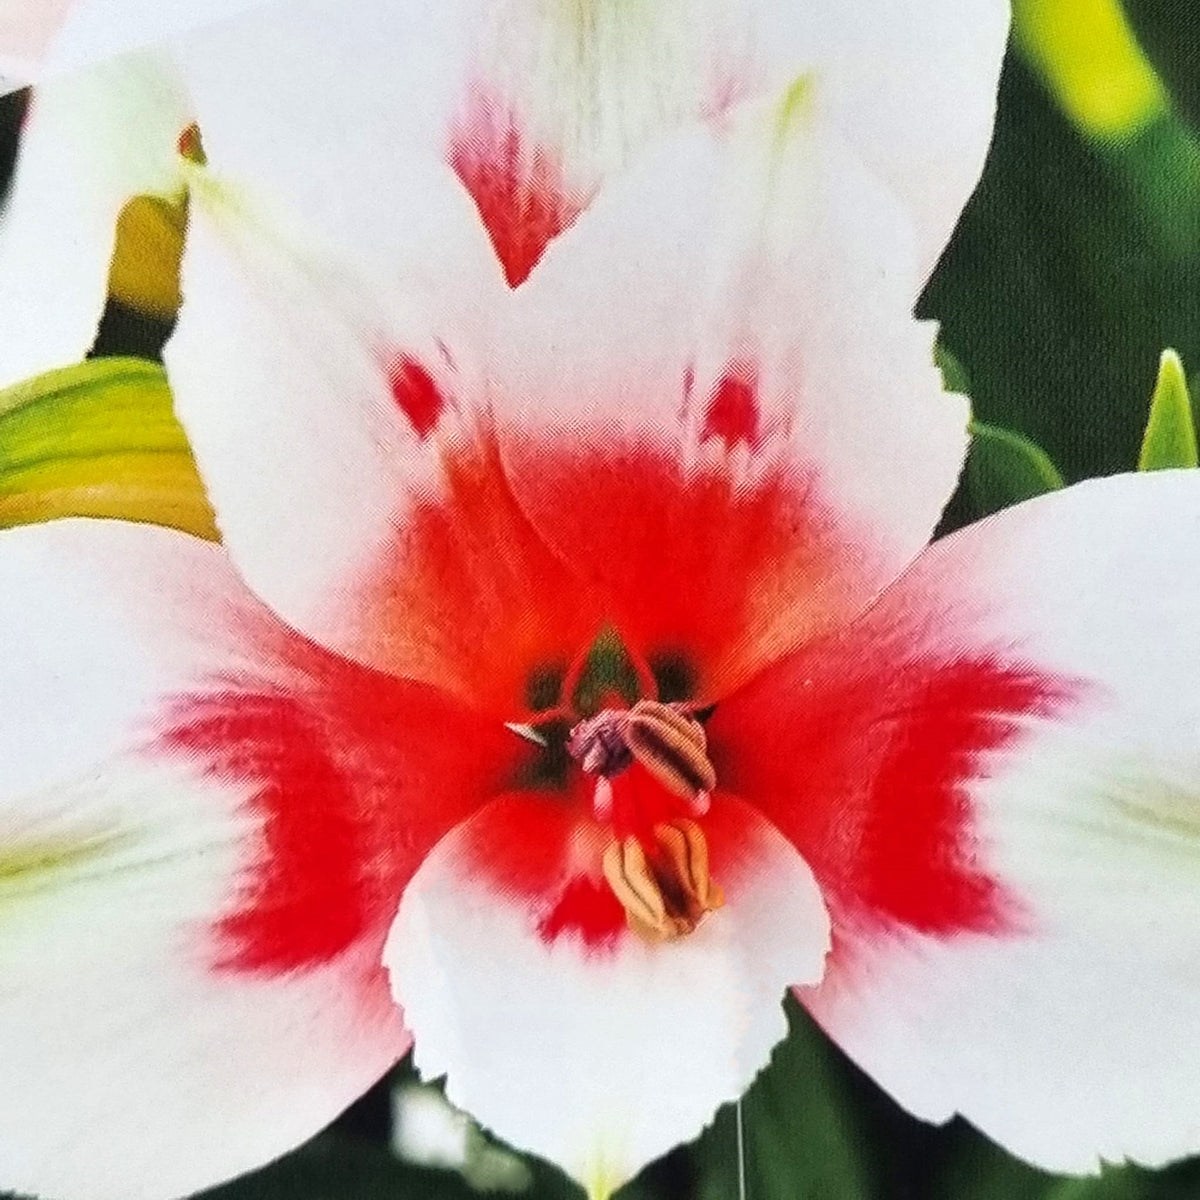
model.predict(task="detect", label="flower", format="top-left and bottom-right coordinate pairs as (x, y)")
top-left (8, 4), bottom-right (1200, 1200)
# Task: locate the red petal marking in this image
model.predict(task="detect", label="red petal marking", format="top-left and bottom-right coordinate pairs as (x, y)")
top-left (158, 660), bottom-right (522, 975)
top-left (701, 361), bottom-right (763, 449)
top-left (449, 88), bottom-right (584, 287)
top-left (452, 790), bottom-right (766, 953)
top-left (355, 433), bottom-right (604, 717)
top-left (386, 355), bottom-right (445, 439)
top-left (497, 436), bottom-right (871, 702)
top-left (538, 875), bottom-right (626, 950)
top-left (710, 630), bottom-right (1084, 940)
top-left (449, 790), bottom-right (627, 953)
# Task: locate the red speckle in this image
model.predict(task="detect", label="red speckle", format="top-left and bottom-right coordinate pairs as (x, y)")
top-left (702, 361), bottom-right (762, 449)
top-left (710, 635), bottom-right (1083, 939)
top-left (158, 662), bottom-right (520, 975)
top-left (387, 355), bottom-right (445, 439)
top-left (449, 88), bottom-right (583, 287)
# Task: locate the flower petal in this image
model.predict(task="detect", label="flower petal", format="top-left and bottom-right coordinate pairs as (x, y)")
top-left (176, 0), bottom-right (1005, 288)
top-left (798, 0), bottom-right (1009, 280)
top-left (719, 469), bottom-right (1200, 1172)
top-left (167, 169), bottom-right (595, 710)
top-left (0, 0), bottom-right (266, 89)
top-left (494, 87), bottom-right (967, 697)
top-left (0, 51), bottom-right (190, 387)
top-left (0, 517), bottom-right (516, 1200)
top-left (385, 792), bottom-right (829, 1196)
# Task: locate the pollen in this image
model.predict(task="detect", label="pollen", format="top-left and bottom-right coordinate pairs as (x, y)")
top-left (601, 819), bottom-right (725, 942)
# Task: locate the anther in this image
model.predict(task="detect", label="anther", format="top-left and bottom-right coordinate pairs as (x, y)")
top-left (601, 819), bottom-right (725, 942)
top-left (568, 700), bottom-right (716, 810)
top-left (624, 700), bottom-right (716, 804)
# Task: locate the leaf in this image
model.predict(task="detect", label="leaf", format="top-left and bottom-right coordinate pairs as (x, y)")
top-left (966, 419), bottom-right (1065, 517)
top-left (0, 357), bottom-right (217, 540)
top-left (1138, 349), bottom-right (1197, 470)
top-left (935, 343), bottom-right (972, 395)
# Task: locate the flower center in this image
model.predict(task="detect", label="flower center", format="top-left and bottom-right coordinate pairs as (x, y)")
top-left (569, 699), bottom-right (723, 941)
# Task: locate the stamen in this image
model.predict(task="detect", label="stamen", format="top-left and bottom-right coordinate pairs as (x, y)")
top-left (568, 700), bottom-right (716, 808)
top-left (624, 700), bottom-right (717, 802)
top-left (600, 819), bottom-right (725, 942)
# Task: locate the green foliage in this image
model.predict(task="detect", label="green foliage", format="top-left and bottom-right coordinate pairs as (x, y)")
top-left (921, 55), bottom-right (1200, 487)
top-left (675, 998), bottom-right (877, 1200)
top-left (1138, 349), bottom-right (1198, 469)
top-left (966, 420), bottom-right (1065, 516)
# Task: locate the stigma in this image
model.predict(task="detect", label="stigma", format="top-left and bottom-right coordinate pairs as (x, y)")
top-left (569, 699), bottom-right (723, 941)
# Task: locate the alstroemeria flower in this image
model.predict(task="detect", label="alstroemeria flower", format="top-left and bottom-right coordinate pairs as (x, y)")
top-left (9, 4), bottom-right (1200, 1200)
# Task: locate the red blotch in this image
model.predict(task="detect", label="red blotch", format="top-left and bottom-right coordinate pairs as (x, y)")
top-left (452, 791), bottom-right (628, 952)
top-left (159, 662), bottom-right (522, 974)
top-left (538, 875), bottom-right (626, 951)
top-left (356, 434), bottom-right (604, 718)
top-left (387, 355), bottom-right (445, 439)
top-left (497, 434), bottom-right (859, 702)
top-left (702, 361), bottom-right (762, 449)
top-left (710, 639), bottom-right (1084, 940)
top-left (449, 89), bottom-right (583, 287)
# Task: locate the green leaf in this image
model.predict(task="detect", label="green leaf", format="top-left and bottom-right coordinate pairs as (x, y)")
top-left (966, 420), bottom-right (1066, 517)
top-left (0, 357), bottom-right (217, 540)
top-left (934, 343), bottom-right (972, 395)
top-left (197, 1135), bottom-right (501, 1200)
top-left (1138, 349), bottom-right (1198, 470)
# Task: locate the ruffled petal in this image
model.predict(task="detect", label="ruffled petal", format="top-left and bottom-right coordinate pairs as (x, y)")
top-left (715, 469), bottom-right (1200, 1172)
top-left (0, 51), bottom-right (190, 387)
top-left (494, 85), bottom-right (966, 698)
top-left (385, 791), bottom-right (828, 1196)
top-left (0, 518), bottom-right (516, 1200)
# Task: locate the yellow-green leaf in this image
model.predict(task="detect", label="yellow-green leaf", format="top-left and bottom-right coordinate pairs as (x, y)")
top-left (0, 357), bottom-right (218, 540)
top-left (1138, 349), bottom-right (1197, 471)
top-left (934, 343), bottom-right (972, 396)
top-left (1013, 0), bottom-right (1166, 141)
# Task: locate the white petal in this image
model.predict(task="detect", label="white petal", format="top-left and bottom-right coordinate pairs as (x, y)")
top-left (0, 51), bottom-right (189, 387)
top-left (0, 0), bottom-right (267, 90)
top-left (175, 0), bottom-right (1005, 287)
top-left (386, 796), bottom-right (829, 1196)
top-left (798, 0), bottom-right (1010, 281)
top-left (0, 519), bottom-right (406, 1200)
top-left (805, 470), bottom-right (1200, 1172)
top-left (493, 86), bottom-right (966, 688)
top-left (165, 165), bottom-right (503, 666)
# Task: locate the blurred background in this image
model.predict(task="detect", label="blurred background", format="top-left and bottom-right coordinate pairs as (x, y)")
top-left (2, 0), bottom-right (1200, 1196)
